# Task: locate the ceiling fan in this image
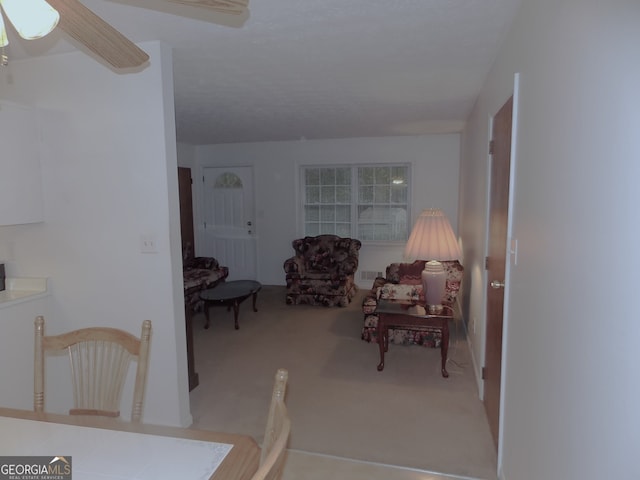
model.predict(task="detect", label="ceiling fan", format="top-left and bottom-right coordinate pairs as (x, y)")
top-left (0, 0), bottom-right (249, 69)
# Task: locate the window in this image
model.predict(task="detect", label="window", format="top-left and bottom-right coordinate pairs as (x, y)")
top-left (302, 165), bottom-right (409, 241)
top-left (214, 172), bottom-right (243, 188)
top-left (303, 167), bottom-right (352, 237)
top-left (357, 165), bottom-right (409, 241)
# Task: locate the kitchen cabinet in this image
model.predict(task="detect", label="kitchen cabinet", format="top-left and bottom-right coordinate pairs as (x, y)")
top-left (0, 102), bottom-right (44, 225)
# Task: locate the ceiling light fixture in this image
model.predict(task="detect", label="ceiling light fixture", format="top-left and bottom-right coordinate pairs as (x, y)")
top-left (0, 0), bottom-right (60, 47)
top-left (0, 12), bottom-right (7, 49)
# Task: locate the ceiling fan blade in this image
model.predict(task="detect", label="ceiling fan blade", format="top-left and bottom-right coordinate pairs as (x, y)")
top-left (164, 0), bottom-right (249, 15)
top-left (47, 0), bottom-right (149, 69)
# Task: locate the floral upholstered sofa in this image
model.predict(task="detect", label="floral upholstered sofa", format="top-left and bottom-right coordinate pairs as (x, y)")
top-left (361, 260), bottom-right (463, 348)
top-left (183, 242), bottom-right (228, 313)
top-left (283, 234), bottom-right (362, 307)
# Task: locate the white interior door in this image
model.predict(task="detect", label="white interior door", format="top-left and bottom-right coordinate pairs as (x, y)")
top-left (203, 166), bottom-right (257, 280)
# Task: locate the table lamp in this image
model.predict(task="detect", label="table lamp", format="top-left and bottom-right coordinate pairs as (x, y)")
top-left (404, 208), bottom-right (461, 313)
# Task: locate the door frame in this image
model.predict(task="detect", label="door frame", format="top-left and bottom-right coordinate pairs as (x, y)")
top-left (178, 167), bottom-right (195, 255)
top-left (484, 73), bottom-right (520, 470)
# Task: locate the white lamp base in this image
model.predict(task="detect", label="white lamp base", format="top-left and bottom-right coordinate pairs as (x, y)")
top-left (422, 260), bottom-right (446, 314)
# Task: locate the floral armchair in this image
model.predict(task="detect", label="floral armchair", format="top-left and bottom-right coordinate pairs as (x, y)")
top-left (361, 260), bottom-right (463, 348)
top-left (283, 234), bottom-right (362, 307)
top-left (183, 242), bottom-right (228, 313)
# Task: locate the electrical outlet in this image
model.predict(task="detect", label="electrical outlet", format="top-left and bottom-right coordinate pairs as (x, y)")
top-left (140, 234), bottom-right (158, 253)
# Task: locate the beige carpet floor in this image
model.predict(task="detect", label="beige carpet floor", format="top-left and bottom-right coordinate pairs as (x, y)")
top-left (189, 285), bottom-right (497, 479)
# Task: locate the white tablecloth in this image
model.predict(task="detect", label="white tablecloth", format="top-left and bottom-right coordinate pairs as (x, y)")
top-left (0, 416), bottom-right (232, 479)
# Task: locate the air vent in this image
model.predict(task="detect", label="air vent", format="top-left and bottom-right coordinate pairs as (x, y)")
top-left (361, 270), bottom-right (383, 281)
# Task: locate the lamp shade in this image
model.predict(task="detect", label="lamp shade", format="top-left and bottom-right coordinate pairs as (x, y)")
top-left (404, 208), bottom-right (461, 262)
top-left (0, 0), bottom-right (59, 40)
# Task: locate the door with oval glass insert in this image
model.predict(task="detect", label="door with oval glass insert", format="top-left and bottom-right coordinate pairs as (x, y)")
top-left (203, 166), bottom-right (257, 280)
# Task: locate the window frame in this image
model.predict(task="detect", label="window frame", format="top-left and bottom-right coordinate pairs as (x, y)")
top-left (299, 163), bottom-right (411, 244)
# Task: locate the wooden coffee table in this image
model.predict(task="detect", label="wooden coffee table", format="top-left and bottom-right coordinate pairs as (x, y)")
top-left (375, 300), bottom-right (453, 378)
top-left (200, 280), bottom-right (262, 330)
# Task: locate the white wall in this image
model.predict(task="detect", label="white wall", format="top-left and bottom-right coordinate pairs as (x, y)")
top-left (189, 134), bottom-right (460, 286)
top-left (460, 1), bottom-right (640, 478)
top-left (0, 42), bottom-right (192, 427)
top-left (177, 143), bottom-right (197, 170)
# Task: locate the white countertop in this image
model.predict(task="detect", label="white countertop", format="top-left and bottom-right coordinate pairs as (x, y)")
top-left (0, 277), bottom-right (49, 308)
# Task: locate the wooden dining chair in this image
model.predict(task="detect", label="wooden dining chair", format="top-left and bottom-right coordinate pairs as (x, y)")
top-left (34, 315), bottom-right (152, 423)
top-left (252, 368), bottom-right (291, 480)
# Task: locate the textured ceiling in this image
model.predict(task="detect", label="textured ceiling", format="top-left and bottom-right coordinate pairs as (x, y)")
top-left (4, 0), bottom-right (521, 145)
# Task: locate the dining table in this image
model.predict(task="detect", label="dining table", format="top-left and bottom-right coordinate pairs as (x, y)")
top-left (0, 407), bottom-right (260, 480)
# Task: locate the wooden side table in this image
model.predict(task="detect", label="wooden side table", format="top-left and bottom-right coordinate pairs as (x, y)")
top-left (376, 300), bottom-right (453, 378)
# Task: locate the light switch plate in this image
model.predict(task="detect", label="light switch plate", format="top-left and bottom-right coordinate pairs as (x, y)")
top-left (510, 238), bottom-right (518, 265)
top-left (140, 234), bottom-right (158, 253)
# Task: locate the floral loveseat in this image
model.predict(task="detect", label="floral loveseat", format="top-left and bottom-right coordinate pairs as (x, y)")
top-left (283, 234), bottom-right (362, 307)
top-left (183, 242), bottom-right (228, 313)
top-left (361, 260), bottom-right (463, 348)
